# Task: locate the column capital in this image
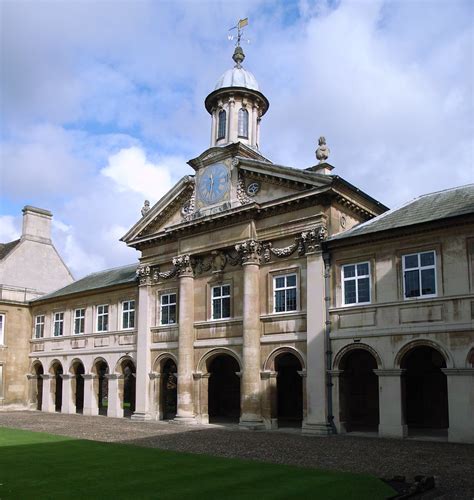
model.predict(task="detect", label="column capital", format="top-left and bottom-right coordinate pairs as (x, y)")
top-left (373, 369), bottom-right (406, 377)
top-left (60, 374), bottom-right (72, 380)
top-left (301, 225), bottom-right (327, 255)
top-left (193, 372), bottom-right (210, 380)
top-left (297, 369), bottom-right (307, 378)
top-left (27, 374), bottom-right (38, 380)
top-left (82, 374), bottom-right (95, 380)
top-left (260, 370), bottom-right (277, 380)
top-left (40, 374), bottom-right (51, 380)
top-left (173, 254), bottom-right (194, 277)
top-left (235, 239), bottom-right (262, 265)
top-left (328, 369), bottom-right (343, 377)
top-left (149, 372), bottom-right (161, 380)
top-left (441, 368), bottom-right (474, 376)
top-left (105, 373), bottom-right (119, 380)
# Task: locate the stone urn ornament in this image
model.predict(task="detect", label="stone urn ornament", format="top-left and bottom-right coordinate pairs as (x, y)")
top-left (141, 200), bottom-right (150, 217)
top-left (315, 136), bottom-right (330, 163)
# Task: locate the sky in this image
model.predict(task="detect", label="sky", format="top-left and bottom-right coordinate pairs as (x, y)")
top-left (1, 0), bottom-right (473, 279)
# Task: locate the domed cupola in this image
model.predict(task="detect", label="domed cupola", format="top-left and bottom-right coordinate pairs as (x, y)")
top-left (205, 40), bottom-right (269, 150)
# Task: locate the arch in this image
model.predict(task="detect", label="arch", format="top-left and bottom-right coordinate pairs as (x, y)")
top-left (263, 346), bottom-right (306, 372)
top-left (70, 360), bottom-right (85, 414)
top-left (91, 357), bottom-right (110, 375)
top-left (114, 355), bottom-right (136, 375)
top-left (394, 339), bottom-right (453, 369)
top-left (49, 360), bottom-right (63, 412)
top-left (48, 359), bottom-right (63, 375)
top-left (30, 360), bottom-right (44, 374)
top-left (197, 347), bottom-right (242, 374)
top-left (338, 348), bottom-right (379, 432)
top-left (69, 357), bottom-right (85, 374)
top-left (161, 358), bottom-right (178, 420)
top-left (116, 357), bottom-right (136, 417)
top-left (333, 343), bottom-right (383, 370)
top-left (30, 361), bottom-right (44, 411)
top-left (238, 108), bottom-right (249, 138)
top-left (152, 352), bottom-right (178, 373)
top-left (217, 109), bottom-right (226, 140)
top-left (92, 357), bottom-right (109, 416)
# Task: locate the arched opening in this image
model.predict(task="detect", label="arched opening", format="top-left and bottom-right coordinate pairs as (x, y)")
top-left (33, 364), bottom-right (44, 411)
top-left (468, 348), bottom-right (474, 368)
top-left (51, 362), bottom-right (63, 412)
top-left (339, 349), bottom-right (379, 432)
top-left (208, 354), bottom-right (240, 423)
top-left (71, 361), bottom-right (85, 414)
top-left (238, 108), bottom-right (249, 138)
top-left (121, 359), bottom-right (136, 418)
top-left (94, 361), bottom-right (109, 416)
top-left (401, 346), bottom-right (448, 433)
top-left (275, 353), bottom-right (303, 427)
top-left (217, 110), bottom-right (226, 140)
top-left (161, 359), bottom-right (177, 420)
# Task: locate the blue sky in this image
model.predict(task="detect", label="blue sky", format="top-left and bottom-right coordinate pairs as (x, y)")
top-left (1, 0), bottom-right (473, 278)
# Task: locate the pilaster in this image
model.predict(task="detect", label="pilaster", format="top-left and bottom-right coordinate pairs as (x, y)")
top-left (261, 370), bottom-right (277, 429)
top-left (148, 372), bottom-right (160, 420)
top-left (40, 374), bottom-right (54, 413)
top-left (174, 255), bottom-right (197, 424)
top-left (82, 374), bottom-right (98, 416)
top-left (105, 374), bottom-right (123, 418)
top-left (60, 374), bottom-right (75, 414)
top-left (329, 370), bottom-right (343, 432)
top-left (442, 368), bottom-right (474, 443)
top-left (236, 239), bottom-right (265, 429)
top-left (374, 369), bottom-right (408, 438)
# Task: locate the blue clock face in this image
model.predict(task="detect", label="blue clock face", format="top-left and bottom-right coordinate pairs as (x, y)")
top-left (197, 163), bottom-right (230, 205)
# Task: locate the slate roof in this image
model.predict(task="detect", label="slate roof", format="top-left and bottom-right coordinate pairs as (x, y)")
top-left (330, 184), bottom-right (474, 241)
top-left (0, 239), bottom-right (20, 260)
top-left (33, 263), bottom-right (138, 302)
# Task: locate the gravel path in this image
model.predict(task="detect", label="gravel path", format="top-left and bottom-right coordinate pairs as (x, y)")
top-left (0, 411), bottom-right (472, 499)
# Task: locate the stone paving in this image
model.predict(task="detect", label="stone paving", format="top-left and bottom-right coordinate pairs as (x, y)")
top-left (0, 411), bottom-right (473, 499)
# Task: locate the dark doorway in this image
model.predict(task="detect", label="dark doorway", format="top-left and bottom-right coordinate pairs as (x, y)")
top-left (122, 361), bottom-right (136, 417)
top-left (208, 355), bottom-right (240, 423)
top-left (340, 349), bottom-right (379, 432)
top-left (73, 362), bottom-right (85, 414)
top-left (52, 363), bottom-right (63, 412)
top-left (35, 364), bottom-right (44, 411)
top-left (96, 361), bottom-right (109, 416)
top-left (275, 353), bottom-right (303, 427)
top-left (161, 359), bottom-right (177, 420)
top-left (402, 346), bottom-right (448, 431)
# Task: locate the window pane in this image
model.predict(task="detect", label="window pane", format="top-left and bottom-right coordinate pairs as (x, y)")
top-left (275, 277), bottom-right (285, 289)
top-left (162, 307), bottom-right (169, 325)
top-left (103, 315), bottom-right (108, 331)
top-left (286, 288), bottom-right (297, 311)
top-left (222, 285), bottom-right (230, 296)
top-left (170, 294), bottom-right (177, 305)
top-left (129, 311), bottom-right (135, 328)
top-left (162, 295), bottom-right (169, 305)
top-left (218, 110), bottom-right (226, 139)
top-left (405, 270), bottom-right (420, 297)
top-left (344, 280), bottom-right (356, 304)
top-left (169, 305), bottom-right (176, 324)
top-left (357, 263), bottom-right (369, 276)
top-left (358, 277), bottom-right (370, 303)
top-left (286, 274), bottom-right (296, 287)
top-left (222, 297), bottom-right (231, 318)
top-left (344, 265), bottom-right (355, 278)
top-left (213, 299), bottom-right (222, 319)
top-left (275, 290), bottom-right (285, 312)
top-left (123, 312), bottom-right (129, 329)
top-left (404, 254), bottom-right (418, 269)
top-left (421, 269), bottom-right (436, 295)
top-left (213, 287), bottom-right (221, 298)
top-left (420, 252), bottom-right (435, 267)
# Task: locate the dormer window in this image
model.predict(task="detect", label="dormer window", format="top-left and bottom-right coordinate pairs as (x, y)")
top-left (238, 108), bottom-right (249, 138)
top-left (217, 110), bottom-right (226, 140)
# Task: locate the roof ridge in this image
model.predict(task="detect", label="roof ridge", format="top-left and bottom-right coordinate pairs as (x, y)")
top-left (417, 183), bottom-right (474, 198)
top-left (77, 262), bottom-right (137, 280)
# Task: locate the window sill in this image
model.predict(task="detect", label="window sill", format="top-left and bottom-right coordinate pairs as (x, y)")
top-left (194, 318), bottom-right (243, 328)
top-left (260, 311), bottom-right (305, 321)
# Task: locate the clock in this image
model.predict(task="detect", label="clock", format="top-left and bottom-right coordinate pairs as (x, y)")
top-left (196, 163), bottom-right (230, 206)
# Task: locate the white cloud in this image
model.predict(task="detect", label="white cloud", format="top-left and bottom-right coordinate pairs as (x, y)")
top-left (0, 216), bottom-right (21, 242)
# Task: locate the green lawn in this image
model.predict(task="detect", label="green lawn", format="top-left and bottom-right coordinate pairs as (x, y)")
top-left (0, 427), bottom-right (394, 499)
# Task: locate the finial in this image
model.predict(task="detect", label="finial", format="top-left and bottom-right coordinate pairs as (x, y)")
top-left (141, 200), bottom-right (150, 217)
top-left (228, 18), bottom-right (249, 68)
top-left (315, 136), bottom-right (330, 163)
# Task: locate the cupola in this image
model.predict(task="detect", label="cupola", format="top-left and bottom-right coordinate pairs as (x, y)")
top-left (205, 35), bottom-right (269, 151)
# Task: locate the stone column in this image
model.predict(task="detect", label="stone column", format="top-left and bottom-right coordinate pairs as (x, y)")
top-left (374, 369), bottom-right (407, 438)
top-left (303, 230), bottom-right (331, 435)
top-left (40, 374), bottom-right (54, 412)
top-left (83, 374), bottom-right (98, 416)
top-left (132, 271), bottom-right (153, 421)
top-left (106, 374), bottom-right (123, 418)
top-left (329, 370), bottom-right (343, 432)
top-left (26, 374), bottom-right (37, 409)
top-left (442, 368), bottom-right (474, 443)
top-left (174, 255), bottom-right (196, 423)
top-left (193, 372), bottom-right (210, 424)
top-left (210, 107), bottom-right (217, 147)
top-left (261, 370), bottom-right (277, 429)
top-left (61, 374), bottom-right (75, 414)
top-left (236, 240), bottom-right (265, 429)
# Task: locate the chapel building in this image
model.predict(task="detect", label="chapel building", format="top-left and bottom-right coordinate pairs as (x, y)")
top-left (24, 43), bottom-right (474, 442)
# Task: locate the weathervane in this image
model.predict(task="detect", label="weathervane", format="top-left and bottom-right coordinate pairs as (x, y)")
top-left (228, 18), bottom-right (250, 67)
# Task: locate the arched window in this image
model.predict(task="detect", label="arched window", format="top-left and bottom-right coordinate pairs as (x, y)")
top-left (217, 110), bottom-right (226, 140)
top-left (238, 108), bottom-right (249, 138)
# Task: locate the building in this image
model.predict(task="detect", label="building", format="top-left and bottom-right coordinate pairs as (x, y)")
top-left (22, 41), bottom-right (474, 443)
top-left (0, 206), bottom-right (73, 407)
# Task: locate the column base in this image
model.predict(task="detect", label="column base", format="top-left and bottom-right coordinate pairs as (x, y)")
top-left (131, 412), bottom-right (153, 421)
top-left (301, 422), bottom-right (333, 436)
top-left (239, 419), bottom-right (266, 431)
top-left (107, 408), bottom-right (124, 418)
top-left (172, 415), bottom-right (198, 425)
top-left (378, 424), bottom-right (407, 439)
top-left (83, 408), bottom-right (99, 417)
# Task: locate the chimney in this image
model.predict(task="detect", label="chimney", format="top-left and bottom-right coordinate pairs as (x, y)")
top-left (21, 206), bottom-right (52, 243)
